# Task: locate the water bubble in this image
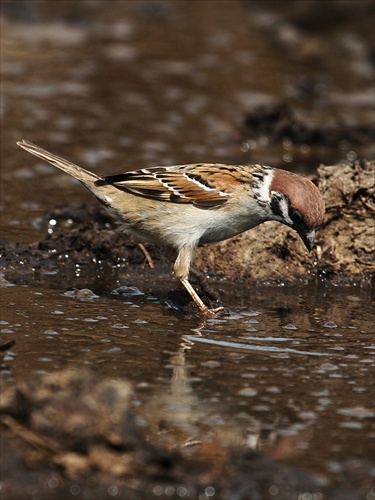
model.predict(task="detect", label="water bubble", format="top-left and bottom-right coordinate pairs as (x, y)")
top-left (70, 484), bottom-right (81, 496)
top-left (269, 485), bottom-right (279, 496)
top-left (282, 323), bottom-right (298, 330)
top-left (205, 486), bottom-right (216, 497)
top-left (48, 477), bottom-right (59, 489)
top-left (153, 485), bottom-right (164, 496)
top-left (323, 321), bottom-right (338, 328)
top-left (108, 485), bottom-right (119, 496)
top-left (238, 387), bottom-right (257, 397)
top-left (346, 150), bottom-right (357, 162)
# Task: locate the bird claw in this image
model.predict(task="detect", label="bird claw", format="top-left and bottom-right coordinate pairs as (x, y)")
top-left (199, 305), bottom-right (225, 316)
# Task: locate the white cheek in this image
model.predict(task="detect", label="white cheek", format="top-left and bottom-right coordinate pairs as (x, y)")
top-left (104, 195), bottom-right (113, 203)
top-left (255, 170), bottom-right (273, 203)
top-left (280, 199), bottom-right (289, 220)
top-left (270, 191), bottom-right (293, 225)
top-left (280, 200), bottom-right (293, 225)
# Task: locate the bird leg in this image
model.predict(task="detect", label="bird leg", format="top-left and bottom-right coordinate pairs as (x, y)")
top-left (190, 267), bottom-right (221, 303)
top-left (173, 247), bottom-right (223, 315)
top-left (179, 278), bottom-right (209, 313)
top-left (137, 242), bottom-right (155, 268)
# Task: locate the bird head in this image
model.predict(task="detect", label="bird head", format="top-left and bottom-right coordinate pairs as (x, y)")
top-left (268, 169), bottom-right (325, 251)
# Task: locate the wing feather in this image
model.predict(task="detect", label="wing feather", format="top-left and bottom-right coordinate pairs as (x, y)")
top-left (99, 164), bottom-right (250, 207)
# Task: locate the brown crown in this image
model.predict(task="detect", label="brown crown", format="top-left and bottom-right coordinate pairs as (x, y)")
top-left (270, 169), bottom-right (325, 229)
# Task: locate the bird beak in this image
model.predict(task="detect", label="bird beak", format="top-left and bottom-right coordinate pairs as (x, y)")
top-left (299, 229), bottom-right (316, 252)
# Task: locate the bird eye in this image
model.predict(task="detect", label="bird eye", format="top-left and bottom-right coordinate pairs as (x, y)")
top-left (291, 209), bottom-right (303, 224)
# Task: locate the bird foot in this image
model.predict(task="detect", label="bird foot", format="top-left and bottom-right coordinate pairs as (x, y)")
top-left (180, 277), bottom-right (224, 316)
top-left (190, 268), bottom-right (220, 302)
top-left (199, 305), bottom-right (225, 316)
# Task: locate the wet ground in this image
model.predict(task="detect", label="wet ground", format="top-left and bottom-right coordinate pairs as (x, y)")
top-left (1, 1), bottom-right (374, 499)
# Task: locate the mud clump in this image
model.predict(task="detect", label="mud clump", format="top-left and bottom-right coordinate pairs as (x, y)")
top-left (0, 203), bottom-right (165, 277)
top-left (316, 159), bottom-right (375, 277)
top-left (197, 160), bottom-right (374, 284)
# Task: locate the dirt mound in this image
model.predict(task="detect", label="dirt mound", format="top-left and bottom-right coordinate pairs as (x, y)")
top-left (196, 159), bottom-right (374, 283)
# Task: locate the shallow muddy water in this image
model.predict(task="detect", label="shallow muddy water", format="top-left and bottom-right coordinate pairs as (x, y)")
top-left (1, 0), bottom-right (374, 497)
top-left (1, 274), bottom-right (374, 487)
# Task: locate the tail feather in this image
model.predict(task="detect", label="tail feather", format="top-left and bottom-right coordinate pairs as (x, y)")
top-left (17, 140), bottom-right (100, 186)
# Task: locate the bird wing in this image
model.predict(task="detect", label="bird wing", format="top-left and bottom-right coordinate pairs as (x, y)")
top-left (100, 164), bottom-right (252, 207)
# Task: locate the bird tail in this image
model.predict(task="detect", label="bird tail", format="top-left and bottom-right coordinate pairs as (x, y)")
top-left (17, 140), bottom-right (100, 186)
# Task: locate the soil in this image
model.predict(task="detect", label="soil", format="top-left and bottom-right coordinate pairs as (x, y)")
top-left (196, 159), bottom-right (375, 284)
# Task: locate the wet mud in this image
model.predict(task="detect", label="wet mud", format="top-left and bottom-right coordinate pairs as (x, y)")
top-left (198, 159), bottom-right (374, 284)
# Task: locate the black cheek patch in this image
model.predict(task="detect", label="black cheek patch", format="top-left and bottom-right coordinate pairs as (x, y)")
top-left (270, 195), bottom-right (284, 217)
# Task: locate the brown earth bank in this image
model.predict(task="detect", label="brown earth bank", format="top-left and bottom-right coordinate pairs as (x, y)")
top-left (196, 159), bottom-right (375, 283)
top-left (0, 160), bottom-right (374, 288)
top-left (1, 367), bottom-right (373, 500)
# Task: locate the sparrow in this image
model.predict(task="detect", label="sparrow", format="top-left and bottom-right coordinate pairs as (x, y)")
top-left (17, 140), bottom-right (325, 315)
